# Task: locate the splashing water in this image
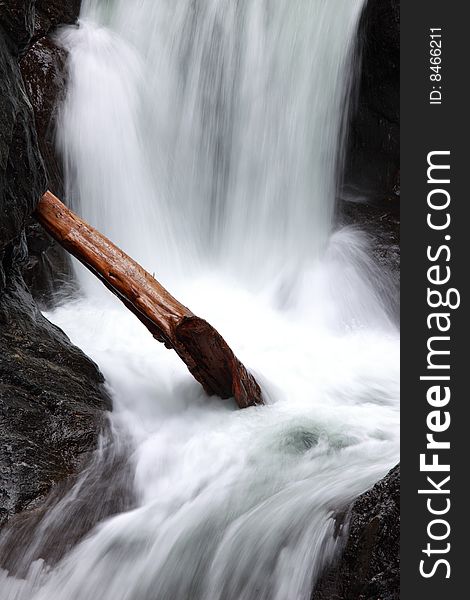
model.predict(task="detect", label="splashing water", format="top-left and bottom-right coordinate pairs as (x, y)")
top-left (0, 1), bottom-right (399, 599)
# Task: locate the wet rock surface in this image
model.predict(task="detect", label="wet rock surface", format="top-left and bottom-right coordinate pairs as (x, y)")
top-left (339, 196), bottom-right (400, 277)
top-left (313, 465), bottom-right (400, 600)
top-left (343, 0), bottom-right (399, 200)
top-left (0, 1), bottom-right (36, 58)
top-left (0, 29), bottom-right (46, 253)
top-left (1, 0), bottom-right (110, 534)
top-left (34, 0), bottom-right (81, 39)
top-left (20, 34), bottom-right (75, 304)
top-left (21, 36), bottom-right (68, 199)
top-left (16, 1), bottom-right (80, 303)
top-left (0, 434), bottom-right (135, 573)
top-left (0, 269), bottom-right (111, 529)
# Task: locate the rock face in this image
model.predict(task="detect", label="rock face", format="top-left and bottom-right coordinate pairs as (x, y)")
top-left (18, 1), bottom-right (81, 304)
top-left (0, 0), bottom-right (110, 532)
top-left (313, 465), bottom-right (400, 600)
top-left (340, 198), bottom-right (399, 277)
top-left (0, 21), bottom-right (46, 253)
top-left (22, 0), bottom-right (81, 200)
top-left (339, 0), bottom-right (400, 321)
top-left (342, 0), bottom-right (399, 200)
top-left (0, 266), bottom-right (111, 528)
top-left (21, 36), bottom-right (68, 200)
top-left (0, 2), bottom-right (36, 58)
top-left (34, 0), bottom-right (81, 39)
top-left (20, 35), bottom-right (74, 303)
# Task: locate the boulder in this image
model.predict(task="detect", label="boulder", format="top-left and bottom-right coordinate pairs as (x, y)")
top-left (0, 265), bottom-right (111, 529)
top-left (313, 465), bottom-right (400, 600)
top-left (34, 0), bottom-right (81, 39)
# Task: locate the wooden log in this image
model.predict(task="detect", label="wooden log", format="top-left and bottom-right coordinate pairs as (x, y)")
top-left (34, 191), bottom-right (263, 408)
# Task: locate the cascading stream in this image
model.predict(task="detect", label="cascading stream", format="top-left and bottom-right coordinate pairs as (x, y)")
top-left (0, 1), bottom-right (399, 599)
top-left (59, 0), bottom-right (366, 287)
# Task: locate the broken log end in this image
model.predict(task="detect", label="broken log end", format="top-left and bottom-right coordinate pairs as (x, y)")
top-left (175, 316), bottom-right (263, 408)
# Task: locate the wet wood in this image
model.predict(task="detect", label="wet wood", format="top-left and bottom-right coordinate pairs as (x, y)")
top-left (34, 191), bottom-right (263, 408)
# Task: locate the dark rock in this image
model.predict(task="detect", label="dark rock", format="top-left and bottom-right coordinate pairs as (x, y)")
top-left (337, 193), bottom-right (400, 325)
top-left (0, 435), bottom-right (135, 573)
top-left (0, 1), bottom-right (36, 57)
top-left (339, 197), bottom-right (400, 277)
top-left (0, 0), bottom-right (110, 537)
top-left (34, 0), bottom-right (81, 39)
top-left (313, 465), bottom-right (400, 600)
top-left (343, 0), bottom-right (400, 200)
top-left (0, 32), bottom-right (46, 255)
top-left (20, 36), bottom-right (75, 303)
top-left (21, 36), bottom-right (68, 197)
top-left (22, 219), bottom-right (75, 304)
top-left (0, 269), bottom-right (111, 529)
top-left (17, 1), bottom-right (83, 304)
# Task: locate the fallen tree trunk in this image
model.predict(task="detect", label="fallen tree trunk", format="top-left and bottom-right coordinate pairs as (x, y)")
top-left (34, 191), bottom-right (263, 408)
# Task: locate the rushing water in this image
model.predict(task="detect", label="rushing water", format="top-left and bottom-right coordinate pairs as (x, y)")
top-left (0, 1), bottom-right (399, 599)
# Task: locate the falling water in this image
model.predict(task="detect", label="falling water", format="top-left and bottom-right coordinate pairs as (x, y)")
top-left (0, 1), bottom-right (399, 599)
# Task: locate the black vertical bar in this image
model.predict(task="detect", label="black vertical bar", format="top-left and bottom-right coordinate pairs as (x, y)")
top-left (401, 1), bottom-right (467, 598)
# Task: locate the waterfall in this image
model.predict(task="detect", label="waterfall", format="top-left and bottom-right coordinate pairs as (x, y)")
top-left (0, 1), bottom-right (399, 599)
top-left (59, 0), bottom-right (366, 286)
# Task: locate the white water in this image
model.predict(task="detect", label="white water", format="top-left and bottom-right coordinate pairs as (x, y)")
top-left (1, 1), bottom-right (399, 599)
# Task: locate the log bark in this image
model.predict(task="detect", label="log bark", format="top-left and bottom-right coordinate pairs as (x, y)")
top-left (34, 191), bottom-right (263, 408)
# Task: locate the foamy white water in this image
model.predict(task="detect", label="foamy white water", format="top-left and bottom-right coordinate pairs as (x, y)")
top-left (0, 1), bottom-right (399, 599)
